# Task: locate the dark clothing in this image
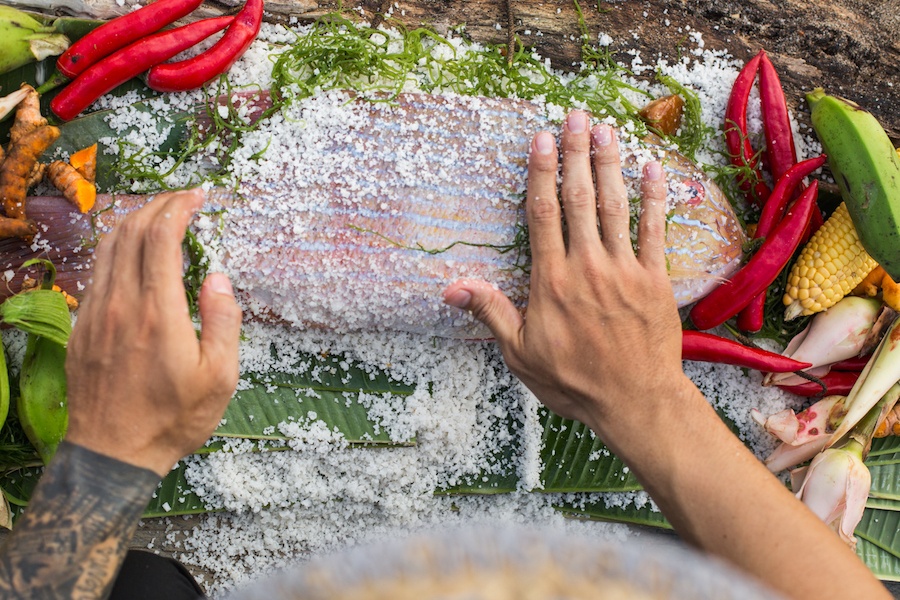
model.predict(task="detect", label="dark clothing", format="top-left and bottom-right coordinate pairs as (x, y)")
top-left (110, 550), bottom-right (204, 600)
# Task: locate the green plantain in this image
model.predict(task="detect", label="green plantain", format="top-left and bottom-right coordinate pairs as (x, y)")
top-left (807, 89), bottom-right (900, 280)
top-left (0, 6), bottom-right (70, 76)
top-left (18, 335), bottom-right (67, 465)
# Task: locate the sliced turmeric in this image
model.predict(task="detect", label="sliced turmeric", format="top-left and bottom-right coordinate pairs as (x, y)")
top-left (0, 215), bottom-right (36, 239)
top-left (19, 278), bottom-right (78, 310)
top-left (48, 160), bottom-right (95, 213)
top-left (69, 143), bottom-right (97, 183)
top-left (0, 125), bottom-right (60, 220)
top-left (9, 85), bottom-right (46, 147)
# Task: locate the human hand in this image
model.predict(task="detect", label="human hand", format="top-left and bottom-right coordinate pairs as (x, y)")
top-left (443, 111), bottom-right (691, 435)
top-left (64, 189), bottom-right (243, 476)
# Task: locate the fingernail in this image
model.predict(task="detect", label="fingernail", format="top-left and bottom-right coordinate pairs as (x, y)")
top-left (207, 273), bottom-right (234, 296)
top-left (567, 111), bottom-right (587, 134)
top-left (645, 161), bottom-right (663, 181)
top-left (592, 124), bottom-right (612, 146)
top-left (444, 289), bottom-right (472, 309)
top-left (534, 132), bottom-right (555, 155)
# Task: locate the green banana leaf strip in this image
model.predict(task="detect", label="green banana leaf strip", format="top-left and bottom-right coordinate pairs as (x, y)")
top-left (867, 497), bottom-right (900, 512)
top-left (144, 461), bottom-right (213, 518)
top-left (436, 433), bottom-right (519, 495)
top-left (554, 497), bottom-right (672, 530)
top-left (868, 436), bottom-right (900, 458)
top-left (540, 413), bottom-right (640, 493)
top-left (857, 537), bottom-right (900, 582)
top-left (857, 509), bottom-right (900, 562)
top-left (53, 103), bottom-right (190, 193)
top-left (868, 463), bottom-right (900, 501)
top-left (0, 289), bottom-right (71, 346)
top-left (218, 351), bottom-right (416, 446)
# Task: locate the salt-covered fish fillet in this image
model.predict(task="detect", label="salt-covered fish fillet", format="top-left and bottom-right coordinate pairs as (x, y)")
top-left (0, 93), bottom-right (745, 338)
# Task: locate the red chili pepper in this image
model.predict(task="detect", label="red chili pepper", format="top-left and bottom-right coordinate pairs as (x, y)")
top-left (830, 354), bottom-right (872, 372)
top-left (146, 0), bottom-right (263, 92)
top-left (50, 16), bottom-right (235, 122)
top-left (57, 0), bottom-right (204, 79)
top-left (690, 181), bottom-right (819, 330)
top-left (725, 51), bottom-right (771, 208)
top-left (758, 51), bottom-right (797, 184)
top-left (776, 370), bottom-right (860, 397)
top-left (736, 155), bottom-right (827, 332)
top-left (682, 330), bottom-right (812, 373)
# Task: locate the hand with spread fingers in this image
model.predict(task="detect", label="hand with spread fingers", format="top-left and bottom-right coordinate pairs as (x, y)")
top-left (65, 189), bottom-right (243, 477)
top-left (0, 189), bottom-right (243, 600)
top-left (443, 111), bottom-right (688, 435)
top-left (444, 110), bottom-right (891, 600)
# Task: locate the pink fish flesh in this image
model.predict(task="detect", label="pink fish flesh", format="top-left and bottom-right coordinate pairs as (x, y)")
top-left (0, 93), bottom-right (745, 338)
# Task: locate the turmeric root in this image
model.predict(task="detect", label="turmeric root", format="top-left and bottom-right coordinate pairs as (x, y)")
top-left (0, 215), bottom-right (36, 239)
top-left (9, 84), bottom-right (46, 147)
top-left (853, 265), bottom-right (885, 297)
top-left (0, 87), bottom-right (30, 123)
top-left (25, 162), bottom-right (46, 189)
top-left (1, 125), bottom-right (60, 220)
top-left (48, 160), bottom-right (95, 213)
top-left (875, 402), bottom-right (900, 438)
top-left (69, 143), bottom-right (97, 183)
top-left (850, 265), bottom-right (900, 312)
top-left (882, 273), bottom-right (900, 312)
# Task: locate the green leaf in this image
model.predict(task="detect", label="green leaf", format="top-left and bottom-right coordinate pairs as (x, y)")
top-left (857, 509), bottom-right (900, 561)
top-left (858, 537), bottom-right (900, 581)
top-left (0, 465), bottom-right (42, 521)
top-left (540, 413), bottom-right (641, 492)
top-left (143, 461), bottom-right (212, 518)
top-left (52, 103), bottom-right (189, 193)
top-left (869, 463), bottom-right (900, 500)
top-left (218, 352), bottom-right (416, 446)
top-left (0, 289), bottom-right (71, 346)
top-left (867, 497), bottom-right (900, 511)
top-left (868, 435), bottom-right (900, 459)
top-left (554, 496), bottom-right (672, 529)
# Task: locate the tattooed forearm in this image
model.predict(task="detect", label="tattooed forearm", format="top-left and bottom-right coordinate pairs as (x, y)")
top-left (0, 442), bottom-right (160, 599)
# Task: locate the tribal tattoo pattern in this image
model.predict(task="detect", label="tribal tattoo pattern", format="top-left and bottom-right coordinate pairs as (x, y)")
top-left (0, 442), bottom-right (160, 599)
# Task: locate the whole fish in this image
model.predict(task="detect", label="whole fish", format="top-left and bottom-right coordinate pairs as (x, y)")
top-left (0, 92), bottom-right (745, 338)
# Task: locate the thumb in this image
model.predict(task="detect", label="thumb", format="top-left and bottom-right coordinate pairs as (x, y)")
top-left (198, 273), bottom-right (243, 387)
top-left (443, 280), bottom-right (523, 345)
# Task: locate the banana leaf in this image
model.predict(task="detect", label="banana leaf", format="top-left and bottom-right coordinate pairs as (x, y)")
top-left (857, 509), bottom-right (900, 562)
top-left (868, 463), bottom-right (900, 501)
top-left (554, 496), bottom-right (672, 530)
top-left (540, 413), bottom-right (640, 492)
top-left (867, 497), bottom-right (900, 512)
top-left (144, 460), bottom-right (211, 518)
top-left (858, 538), bottom-right (900, 582)
top-left (436, 381), bottom-right (526, 494)
top-left (219, 352), bottom-right (416, 446)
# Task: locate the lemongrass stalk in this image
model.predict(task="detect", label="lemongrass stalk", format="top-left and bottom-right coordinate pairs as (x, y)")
top-left (0, 87), bottom-right (30, 122)
top-left (828, 315), bottom-right (900, 446)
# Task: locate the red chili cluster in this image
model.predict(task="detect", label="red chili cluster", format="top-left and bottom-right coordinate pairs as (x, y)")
top-left (50, 0), bottom-right (264, 121)
top-left (689, 50), bottom-right (825, 333)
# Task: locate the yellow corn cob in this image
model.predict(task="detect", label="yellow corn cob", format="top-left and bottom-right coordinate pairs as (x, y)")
top-left (783, 202), bottom-right (878, 320)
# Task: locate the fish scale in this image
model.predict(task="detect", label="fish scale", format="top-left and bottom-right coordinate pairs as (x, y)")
top-left (0, 92), bottom-right (745, 338)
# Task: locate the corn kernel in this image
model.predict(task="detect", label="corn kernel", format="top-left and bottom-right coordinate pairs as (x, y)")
top-left (783, 202), bottom-right (877, 319)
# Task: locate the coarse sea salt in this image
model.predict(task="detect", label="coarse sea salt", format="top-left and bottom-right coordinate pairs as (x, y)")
top-left (77, 23), bottom-right (810, 594)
